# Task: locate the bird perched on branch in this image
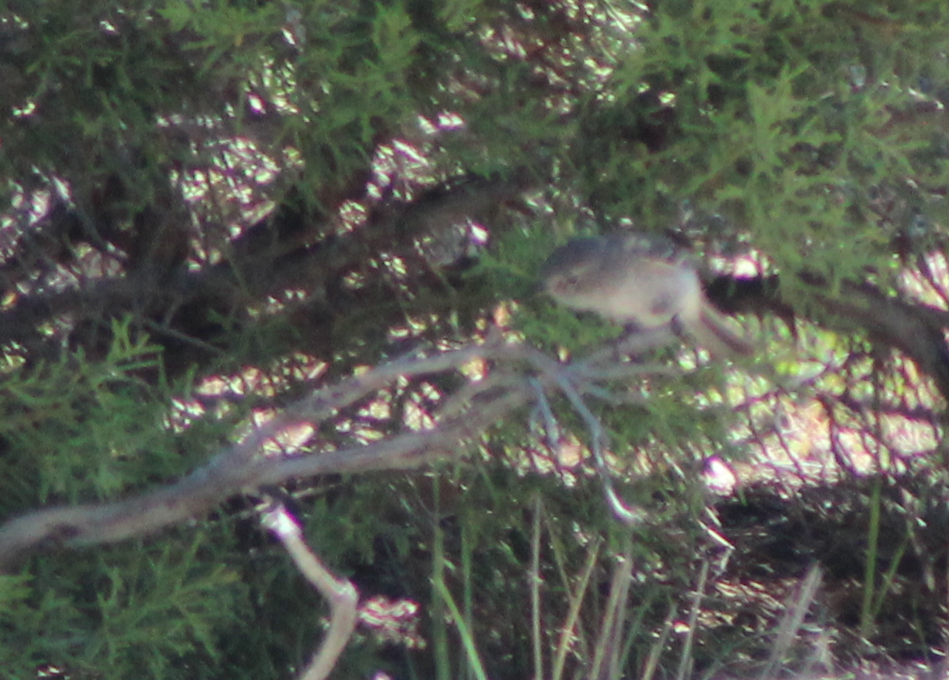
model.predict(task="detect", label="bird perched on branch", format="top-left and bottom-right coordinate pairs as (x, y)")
top-left (539, 233), bottom-right (754, 358)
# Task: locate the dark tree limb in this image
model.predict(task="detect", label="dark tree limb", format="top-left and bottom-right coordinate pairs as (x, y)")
top-left (706, 273), bottom-right (949, 405)
top-left (0, 173), bottom-right (531, 376)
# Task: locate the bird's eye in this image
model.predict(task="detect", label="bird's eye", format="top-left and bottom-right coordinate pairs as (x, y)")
top-left (564, 274), bottom-right (581, 289)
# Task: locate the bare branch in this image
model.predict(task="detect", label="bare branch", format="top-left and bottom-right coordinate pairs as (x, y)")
top-left (260, 498), bottom-right (358, 680)
top-left (0, 330), bottom-right (674, 569)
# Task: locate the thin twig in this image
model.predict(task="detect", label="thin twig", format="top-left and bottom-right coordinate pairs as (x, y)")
top-left (530, 493), bottom-right (544, 680)
top-left (529, 377), bottom-right (561, 451)
top-left (551, 537), bottom-right (603, 680)
top-left (553, 371), bottom-right (645, 525)
top-left (641, 604), bottom-right (677, 680)
top-left (260, 497), bottom-right (358, 680)
top-left (589, 536), bottom-right (635, 680)
top-left (760, 563), bottom-right (822, 680)
top-left (676, 559), bottom-right (710, 680)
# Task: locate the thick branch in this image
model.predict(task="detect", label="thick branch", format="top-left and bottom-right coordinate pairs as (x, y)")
top-left (706, 273), bottom-right (949, 404)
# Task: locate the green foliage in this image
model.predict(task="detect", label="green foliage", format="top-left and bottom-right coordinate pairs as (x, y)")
top-left (0, 323), bottom-right (246, 679)
top-left (570, 0), bottom-right (949, 298)
top-left (0, 320), bottom-right (170, 505)
top-left (0, 531), bottom-right (246, 680)
top-left (84, 537), bottom-right (243, 677)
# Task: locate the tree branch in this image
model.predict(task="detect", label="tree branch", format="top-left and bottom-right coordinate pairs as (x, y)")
top-left (260, 498), bottom-right (359, 680)
top-left (0, 331), bottom-right (675, 570)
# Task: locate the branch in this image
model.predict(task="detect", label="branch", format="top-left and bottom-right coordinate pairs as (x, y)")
top-left (0, 329), bottom-right (675, 570)
top-left (0, 341), bottom-right (504, 568)
top-left (260, 498), bottom-right (358, 680)
top-left (0, 175), bottom-right (530, 370)
top-left (707, 273), bottom-right (949, 404)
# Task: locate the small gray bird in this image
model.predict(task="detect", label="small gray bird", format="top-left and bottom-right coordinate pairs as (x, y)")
top-left (540, 233), bottom-right (754, 358)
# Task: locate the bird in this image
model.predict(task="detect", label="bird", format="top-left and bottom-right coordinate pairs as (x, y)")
top-left (539, 233), bottom-right (754, 358)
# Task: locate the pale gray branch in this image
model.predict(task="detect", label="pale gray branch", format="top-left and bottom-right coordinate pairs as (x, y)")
top-left (261, 499), bottom-right (358, 680)
top-left (0, 330), bottom-right (671, 570)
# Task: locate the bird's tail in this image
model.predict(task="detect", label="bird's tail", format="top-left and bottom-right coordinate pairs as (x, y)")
top-left (683, 302), bottom-right (755, 359)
